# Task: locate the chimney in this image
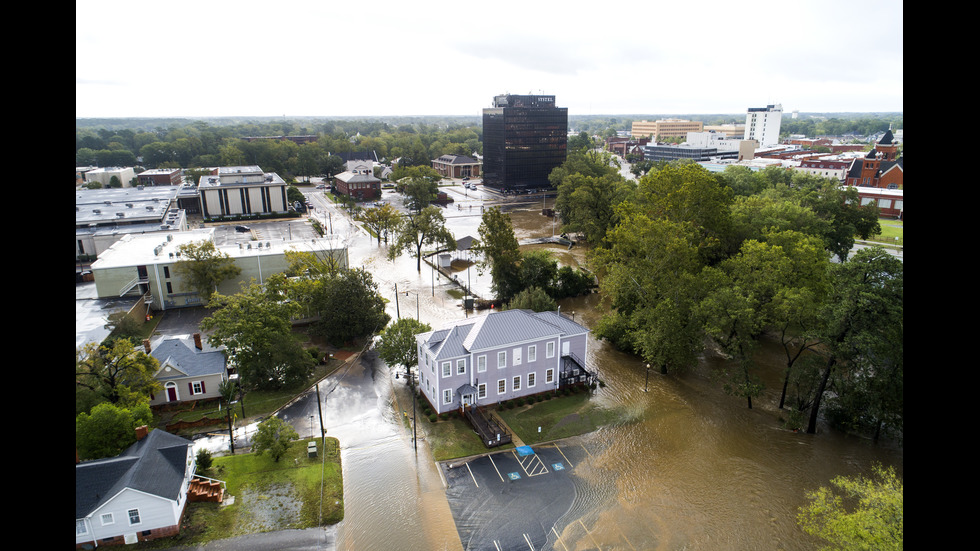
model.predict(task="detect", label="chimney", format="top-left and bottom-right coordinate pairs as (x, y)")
top-left (135, 425), bottom-right (149, 441)
top-left (143, 339), bottom-right (152, 354)
top-left (194, 333), bottom-right (203, 350)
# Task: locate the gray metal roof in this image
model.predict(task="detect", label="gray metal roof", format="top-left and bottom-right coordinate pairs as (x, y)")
top-left (419, 309), bottom-right (588, 359)
top-left (76, 429), bottom-right (192, 518)
top-left (150, 337), bottom-right (226, 380)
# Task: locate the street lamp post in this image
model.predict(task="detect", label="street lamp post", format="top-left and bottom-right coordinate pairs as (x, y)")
top-left (644, 363), bottom-right (651, 392)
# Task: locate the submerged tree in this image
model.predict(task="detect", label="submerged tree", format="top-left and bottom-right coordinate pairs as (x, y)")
top-left (798, 463), bottom-right (903, 551)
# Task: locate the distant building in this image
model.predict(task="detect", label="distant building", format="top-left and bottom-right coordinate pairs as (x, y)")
top-left (334, 160), bottom-right (381, 200)
top-left (640, 143), bottom-right (740, 163)
top-left (137, 168), bottom-right (183, 187)
top-left (743, 104), bottom-right (782, 147)
top-left (482, 94), bottom-right (567, 191)
top-left (197, 166), bottom-right (289, 219)
top-left (84, 167), bottom-right (137, 188)
top-left (432, 154), bottom-right (482, 179)
top-left (630, 119), bottom-right (703, 141)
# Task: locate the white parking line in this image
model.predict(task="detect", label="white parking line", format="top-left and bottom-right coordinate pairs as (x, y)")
top-left (488, 454), bottom-right (505, 483)
top-left (523, 533), bottom-right (535, 550)
top-left (466, 462), bottom-right (479, 488)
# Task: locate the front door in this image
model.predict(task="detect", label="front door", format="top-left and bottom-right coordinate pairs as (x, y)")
top-left (166, 384), bottom-right (178, 402)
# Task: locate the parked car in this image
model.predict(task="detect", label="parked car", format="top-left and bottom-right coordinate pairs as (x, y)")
top-left (235, 225), bottom-right (250, 232)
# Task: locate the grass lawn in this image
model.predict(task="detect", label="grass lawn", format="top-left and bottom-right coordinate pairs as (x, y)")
top-left (420, 388), bottom-right (623, 461)
top-left (499, 391), bottom-right (622, 446)
top-left (870, 217), bottom-right (903, 246)
top-left (135, 437), bottom-right (343, 549)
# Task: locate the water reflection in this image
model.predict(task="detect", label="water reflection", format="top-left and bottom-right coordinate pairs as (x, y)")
top-left (205, 198), bottom-right (901, 550)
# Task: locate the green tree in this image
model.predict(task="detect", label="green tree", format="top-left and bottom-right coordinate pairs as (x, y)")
top-left (474, 207), bottom-right (523, 301)
top-left (806, 247), bottom-right (903, 434)
top-left (798, 464), bottom-right (903, 551)
top-left (375, 318), bottom-right (432, 381)
top-left (389, 205), bottom-right (456, 272)
top-left (634, 163), bottom-right (736, 264)
top-left (172, 240), bottom-right (242, 304)
top-left (202, 277), bottom-right (313, 391)
top-left (400, 175), bottom-right (440, 213)
top-left (507, 286), bottom-right (557, 312)
top-left (554, 172), bottom-right (634, 245)
top-left (251, 416), bottom-right (299, 462)
top-left (310, 268), bottom-right (391, 345)
top-left (75, 402), bottom-right (154, 460)
top-left (75, 340), bottom-right (161, 408)
top-left (360, 203), bottom-right (401, 245)
top-left (591, 212), bottom-right (705, 375)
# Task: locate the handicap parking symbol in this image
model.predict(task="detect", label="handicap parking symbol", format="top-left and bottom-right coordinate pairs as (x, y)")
top-left (508, 472), bottom-right (521, 480)
top-left (552, 463), bottom-right (565, 471)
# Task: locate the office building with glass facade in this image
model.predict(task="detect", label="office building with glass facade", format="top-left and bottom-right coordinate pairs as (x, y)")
top-left (482, 94), bottom-right (567, 191)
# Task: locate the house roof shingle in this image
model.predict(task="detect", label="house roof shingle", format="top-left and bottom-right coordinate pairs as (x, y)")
top-left (76, 429), bottom-right (192, 519)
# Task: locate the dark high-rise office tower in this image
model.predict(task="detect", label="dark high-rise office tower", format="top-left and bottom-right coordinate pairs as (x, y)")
top-left (482, 94), bottom-right (568, 191)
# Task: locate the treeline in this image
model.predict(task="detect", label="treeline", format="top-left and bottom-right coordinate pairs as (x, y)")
top-left (75, 118), bottom-right (483, 181)
top-left (550, 146), bottom-right (902, 442)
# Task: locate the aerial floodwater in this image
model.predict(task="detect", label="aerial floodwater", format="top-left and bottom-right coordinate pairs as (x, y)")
top-left (205, 186), bottom-right (903, 551)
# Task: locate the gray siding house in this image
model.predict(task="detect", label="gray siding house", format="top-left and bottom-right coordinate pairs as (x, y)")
top-left (147, 334), bottom-right (228, 406)
top-left (416, 309), bottom-right (592, 415)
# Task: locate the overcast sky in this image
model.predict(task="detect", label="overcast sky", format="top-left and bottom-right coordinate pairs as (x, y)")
top-left (76, 1), bottom-right (903, 119)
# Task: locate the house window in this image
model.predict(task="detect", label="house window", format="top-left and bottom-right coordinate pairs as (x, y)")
top-left (546, 341), bottom-right (555, 358)
top-left (513, 376), bottom-right (521, 391)
top-left (477, 355), bottom-right (486, 373)
top-left (442, 361), bottom-right (451, 377)
top-left (498, 379), bottom-right (506, 394)
top-left (528, 345), bottom-right (536, 362)
top-left (101, 513), bottom-right (114, 526)
top-left (546, 368), bottom-right (554, 384)
top-left (128, 509), bottom-right (141, 525)
top-left (478, 383), bottom-right (487, 399)
top-left (164, 266), bottom-right (171, 278)
top-left (497, 351), bottom-right (507, 368)
top-left (76, 520), bottom-right (88, 536)
top-left (457, 359), bottom-right (466, 375)
top-left (443, 389), bottom-right (452, 404)
top-left (528, 372), bottom-right (536, 387)
top-left (192, 381), bottom-right (204, 394)
top-left (513, 348), bottom-right (522, 365)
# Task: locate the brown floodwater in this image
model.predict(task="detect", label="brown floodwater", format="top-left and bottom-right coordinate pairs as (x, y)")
top-left (321, 193), bottom-right (902, 551)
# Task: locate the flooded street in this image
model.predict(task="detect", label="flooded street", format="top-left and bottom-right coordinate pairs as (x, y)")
top-left (259, 187), bottom-right (902, 550)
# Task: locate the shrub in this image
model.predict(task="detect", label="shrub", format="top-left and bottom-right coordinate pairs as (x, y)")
top-left (196, 449), bottom-right (213, 474)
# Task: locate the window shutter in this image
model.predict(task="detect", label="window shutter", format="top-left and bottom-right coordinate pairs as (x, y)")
top-left (188, 383), bottom-right (194, 395)
top-left (201, 381), bottom-right (206, 394)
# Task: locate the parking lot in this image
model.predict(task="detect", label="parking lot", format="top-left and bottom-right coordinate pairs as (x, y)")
top-left (441, 441), bottom-right (595, 551)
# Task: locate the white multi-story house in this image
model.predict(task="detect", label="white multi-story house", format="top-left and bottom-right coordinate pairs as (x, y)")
top-left (416, 309), bottom-right (592, 416)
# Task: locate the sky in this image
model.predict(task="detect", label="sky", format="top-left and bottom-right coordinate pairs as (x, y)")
top-left (76, 1), bottom-right (903, 119)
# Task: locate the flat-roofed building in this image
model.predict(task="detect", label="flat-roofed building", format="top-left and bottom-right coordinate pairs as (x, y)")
top-left (744, 104), bottom-right (782, 147)
top-left (198, 166), bottom-right (289, 219)
top-left (75, 185), bottom-right (188, 261)
top-left (90, 228), bottom-right (348, 311)
top-left (631, 119), bottom-right (704, 141)
top-left (137, 168), bottom-right (183, 187)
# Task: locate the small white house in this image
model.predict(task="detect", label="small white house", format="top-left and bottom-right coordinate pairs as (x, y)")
top-left (76, 428), bottom-right (197, 547)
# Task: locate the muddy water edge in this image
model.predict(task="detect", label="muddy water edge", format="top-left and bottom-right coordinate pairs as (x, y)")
top-left (334, 199), bottom-right (902, 551)
top-left (493, 205), bottom-right (900, 550)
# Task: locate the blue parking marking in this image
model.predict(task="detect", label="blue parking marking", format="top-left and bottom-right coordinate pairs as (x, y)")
top-left (508, 472), bottom-right (521, 480)
top-left (552, 463), bottom-right (564, 471)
